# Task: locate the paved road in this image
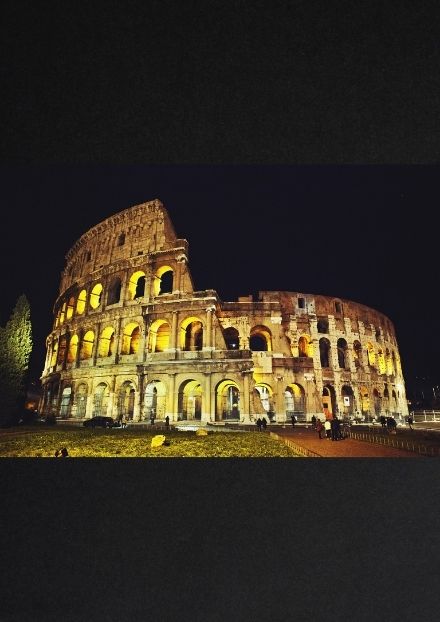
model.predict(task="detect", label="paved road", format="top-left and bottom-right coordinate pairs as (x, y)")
top-left (271, 427), bottom-right (426, 458)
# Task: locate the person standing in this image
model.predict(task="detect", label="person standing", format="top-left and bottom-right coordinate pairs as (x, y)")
top-left (165, 415), bottom-right (170, 430)
top-left (261, 417), bottom-right (267, 431)
top-left (407, 414), bottom-right (414, 430)
top-left (291, 414), bottom-right (296, 428)
top-left (256, 417), bottom-right (262, 431)
top-left (316, 419), bottom-right (324, 439)
top-left (324, 419), bottom-right (331, 439)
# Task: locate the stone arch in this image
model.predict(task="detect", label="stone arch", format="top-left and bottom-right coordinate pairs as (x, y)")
top-left (373, 388), bottom-right (381, 415)
top-left (285, 383), bottom-right (305, 416)
top-left (59, 302), bottom-right (66, 325)
top-left (322, 385), bottom-right (336, 417)
top-left (366, 342), bottom-right (376, 366)
top-left (177, 379), bottom-right (202, 420)
top-left (254, 383), bottom-right (274, 415)
top-left (144, 380), bottom-right (167, 420)
top-left (341, 385), bottom-right (354, 416)
top-left (67, 334), bottom-right (79, 363)
top-left (92, 382), bottom-right (110, 417)
top-left (353, 340), bottom-right (362, 369)
top-left (377, 349), bottom-right (386, 374)
top-left (57, 335), bottom-right (67, 366)
top-left (298, 335), bottom-right (313, 358)
top-left (180, 317), bottom-right (204, 351)
top-left (59, 386), bottom-right (72, 418)
top-left (73, 382), bottom-right (88, 418)
top-left (250, 325), bottom-right (272, 351)
top-left (216, 379), bottom-right (240, 421)
top-left (76, 289), bottom-right (87, 315)
top-left (223, 326), bottom-right (240, 350)
top-left (317, 318), bottom-right (329, 333)
top-left (386, 349), bottom-right (394, 375)
top-left (148, 319), bottom-right (171, 352)
top-left (117, 380), bottom-right (136, 421)
top-left (66, 296), bottom-right (75, 320)
top-left (337, 338), bottom-right (348, 369)
top-left (154, 265), bottom-right (174, 296)
top-left (121, 322), bottom-right (141, 355)
top-left (319, 338), bottom-right (331, 368)
top-left (50, 339), bottom-right (58, 368)
top-left (128, 271), bottom-right (146, 300)
top-left (80, 330), bottom-right (95, 360)
top-left (359, 386), bottom-right (370, 417)
top-left (90, 283), bottom-right (103, 309)
top-left (98, 326), bottom-right (116, 357)
top-left (107, 277), bottom-right (122, 305)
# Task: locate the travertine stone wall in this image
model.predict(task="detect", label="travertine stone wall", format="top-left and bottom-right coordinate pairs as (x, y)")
top-left (41, 200), bottom-right (408, 424)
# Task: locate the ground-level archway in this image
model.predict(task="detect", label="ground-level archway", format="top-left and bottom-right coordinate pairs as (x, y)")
top-left (322, 385), bottom-right (337, 418)
top-left (93, 383), bottom-right (110, 417)
top-left (216, 379), bottom-right (240, 421)
top-left (144, 380), bottom-right (167, 420)
top-left (117, 381), bottom-right (136, 421)
top-left (177, 379), bottom-right (202, 420)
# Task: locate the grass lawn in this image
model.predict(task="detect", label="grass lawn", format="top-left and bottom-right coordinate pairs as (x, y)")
top-left (0, 426), bottom-right (300, 458)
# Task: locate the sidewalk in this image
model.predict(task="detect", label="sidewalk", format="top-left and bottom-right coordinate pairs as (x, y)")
top-left (271, 427), bottom-right (425, 458)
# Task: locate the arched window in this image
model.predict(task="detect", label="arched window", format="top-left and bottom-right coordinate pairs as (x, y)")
top-left (377, 349), bottom-right (386, 374)
top-left (319, 338), bottom-right (331, 368)
top-left (57, 335), bottom-right (67, 366)
top-left (117, 233), bottom-right (126, 246)
top-left (250, 325), bottom-right (272, 352)
top-left (317, 318), bottom-right (329, 334)
top-left (98, 327), bottom-right (115, 357)
top-left (353, 341), bottom-right (362, 368)
top-left (67, 335), bottom-right (79, 363)
top-left (122, 323), bottom-right (141, 355)
top-left (159, 270), bottom-right (173, 294)
top-left (367, 343), bottom-right (376, 367)
top-left (224, 327), bottom-right (240, 350)
top-left (50, 339), bottom-right (58, 368)
top-left (80, 330), bottom-right (95, 360)
top-left (90, 283), bottom-right (103, 309)
top-left (128, 271), bottom-right (146, 300)
top-left (337, 338), bottom-right (348, 369)
top-left (66, 297), bottom-right (75, 320)
top-left (76, 289), bottom-right (87, 315)
top-left (107, 277), bottom-right (122, 305)
top-left (180, 318), bottom-right (203, 351)
top-left (298, 336), bottom-right (312, 358)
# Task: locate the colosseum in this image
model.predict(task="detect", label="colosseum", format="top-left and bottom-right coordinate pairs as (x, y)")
top-left (40, 199), bottom-right (409, 425)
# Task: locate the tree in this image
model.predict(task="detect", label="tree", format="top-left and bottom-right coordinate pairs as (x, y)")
top-left (0, 295), bottom-right (33, 426)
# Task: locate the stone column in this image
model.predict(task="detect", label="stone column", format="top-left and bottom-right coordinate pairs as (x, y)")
top-left (167, 373), bottom-right (176, 420)
top-left (170, 310), bottom-right (178, 351)
top-left (204, 305), bottom-right (215, 350)
top-left (202, 373), bottom-right (211, 422)
top-left (242, 370), bottom-right (251, 421)
top-left (274, 375), bottom-right (285, 422)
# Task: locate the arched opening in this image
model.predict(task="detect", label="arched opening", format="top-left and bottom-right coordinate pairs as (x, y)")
top-left (66, 297), bottom-right (75, 320)
top-left (386, 349), bottom-right (394, 375)
top-left (298, 335), bottom-right (312, 358)
top-left (54, 309), bottom-right (61, 328)
top-left (391, 389), bottom-right (397, 412)
top-left (254, 384), bottom-right (274, 418)
top-left (74, 383), bottom-right (87, 418)
top-left (341, 385), bottom-right (354, 417)
top-left (337, 338), bottom-right (348, 369)
top-left (366, 343), bottom-right (376, 367)
top-left (285, 384), bottom-right (306, 418)
top-left (154, 265), bottom-right (174, 296)
top-left (67, 334), bottom-right (78, 363)
top-left (223, 327), bottom-right (240, 350)
top-left (322, 385), bottom-right (336, 418)
top-left (92, 383), bottom-right (110, 417)
top-left (59, 302), bottom-right (66, 325)
top-left (122, 323), bottom-right (141, 355)
top-left (107, 277), bottom-right (122, 305)
top-left (180, 317), bottom-right (204, 351)
top-left (98, 326), bottom-right (115, 357)
top-left (353, 340), bottom-right (362, 369)
top-left (76, 289), bottom-right (87, 315)
top-left (319, 338), bottom-right (331, 368)
top-left (148, 320), bottom-right (171, 352)
top-left (144, 380), bottom-right (167, 420)
top-left (250, 325), bottom-right (272, 351)
top-left (360, 386), bottom-right (370, 419)
top-left (80, 330), bottom-right (95, 360)
top-left (317, 318), bottom-right (329, 333)
top-left (57, 335), bottom-right (67, 366)
top-left (117, 381), bottom-right (136, 421)
top-left (90, 283), bottom-right (103, 309)
top-left (177, 379), bottom-right (202, 420)
top-left (383, 386), bottom-right (390, 414)
top-left (216, 380), bottom-right (240, 421)
top-left (377, 348), bottom-right (385, 373)
top-left (373, 389), bottom-right (381, 416)
top-left (50, 340), bottom-right (58, 368)
top-left (128, 271), bottom-right (146, 300)
top-left (117, 232), bottom-right (125, 246)
top-left (59, 387), bottom-right (72, 418)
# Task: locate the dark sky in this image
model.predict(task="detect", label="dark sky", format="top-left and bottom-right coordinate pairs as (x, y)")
top-left (0, 164), bottom-right (438, 394)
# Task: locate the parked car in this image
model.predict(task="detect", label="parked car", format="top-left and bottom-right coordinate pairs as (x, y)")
top-left (83, 416), bottom-right (116, 428)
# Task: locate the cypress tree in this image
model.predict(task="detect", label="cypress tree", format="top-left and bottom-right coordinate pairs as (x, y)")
top-left (0, 295), bottom-right (33, 425)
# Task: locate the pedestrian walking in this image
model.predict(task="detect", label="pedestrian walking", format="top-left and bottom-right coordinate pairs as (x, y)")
top-left (256, 417), bottom-right (262, 431)
top-left (311, 415), bottom-right (317, 429)
top-left (165, 415), bottom-right (170, 430)
top-left (316, 419), bottom-right (324, 439)
top-left (324, 419), bottom-right (331, 439)
top-left (261, 417), bottom-right (267, 430)
top-left (290, 414), bottom-right (296, 428)
top-left (407, 414), bottom-right (414, 430)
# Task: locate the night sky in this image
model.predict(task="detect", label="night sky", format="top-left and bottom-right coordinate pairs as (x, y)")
top-left (0, 164), bottom-right (438, 396)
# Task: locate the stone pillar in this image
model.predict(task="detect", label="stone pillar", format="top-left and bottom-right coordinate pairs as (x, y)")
top-left (136, 368), bottom-right (145, 421)
top-left (92, 322), bottom-right (101, 365)
top-left (167, 373), bottom-right (176, 420)
top-left (170, 310), bottom-right (178, 350)
top-left (202, 373), bottom-right (211, 422)
top-left (274, 375), bottom-right (285, 423)
top-left (204, 305), bottom-right (215, 350)
top-left (242, 370), bottom-right (251, 421)
top-left (138, 319), bottom-right (148, 362)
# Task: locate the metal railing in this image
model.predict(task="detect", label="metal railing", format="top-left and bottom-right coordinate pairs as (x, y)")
top-left (412, 410), bottom-right (440, 423)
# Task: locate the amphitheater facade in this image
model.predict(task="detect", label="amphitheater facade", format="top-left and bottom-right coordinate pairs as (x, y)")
top-left (40, 200), bottom-right (409, 424)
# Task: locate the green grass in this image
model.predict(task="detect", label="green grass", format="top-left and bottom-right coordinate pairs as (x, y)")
top-left (0, 426), bottom-right (300, 458)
